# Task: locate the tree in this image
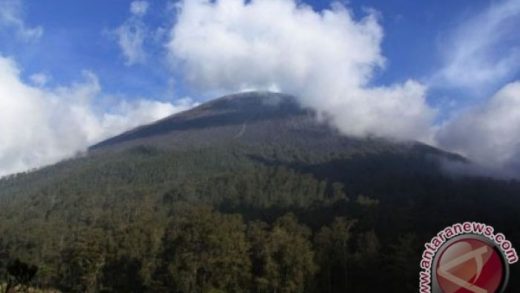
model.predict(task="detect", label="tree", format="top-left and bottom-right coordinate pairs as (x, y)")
top-left (385, 234), bottom-right (421, 292)
top-left (100, 256), bottom-right (145, 293)
top-left (351, 230), bottom-right (381, 292)
top-left (3, 259), bottom-right (38, 293)
top-left (249, 214), bottom-right (317, 293)
top-left (56, 231), bottom-right (105, 293)
top-left (0, 244), bottom-right (8, 288)
top-left (314, 217), bottom-right (356, 293)
top-left (157, 206), bottom-right (251, 293)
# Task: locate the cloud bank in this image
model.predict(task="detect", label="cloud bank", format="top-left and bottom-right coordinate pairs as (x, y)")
top-left (0, 56), bottom-right (193, 176)
top-left (167, 0), bottom-right (520, 177)
top-left (168, 0), bottom-right (436, 141)
top-left (431, 0), bottom-right (520, 176)
top-left (437, 81), bottom-right (520, 177)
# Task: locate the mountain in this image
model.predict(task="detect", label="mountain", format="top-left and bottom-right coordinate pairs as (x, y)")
top-left (0, 91), bottom-right (519, 292)
top-left (90, 91), bottom-right (461, 158)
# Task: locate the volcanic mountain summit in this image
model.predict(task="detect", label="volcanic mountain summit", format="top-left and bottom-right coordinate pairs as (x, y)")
top-left (91, 91), bottom-right (459, 161)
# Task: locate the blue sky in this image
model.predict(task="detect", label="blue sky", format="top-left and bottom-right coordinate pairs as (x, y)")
top-left (2, 0), bottom-right (517, 105)
top-left (0, 0), bottom-right (519, 176)
top-left (0, 0), bottom-right (175, 99)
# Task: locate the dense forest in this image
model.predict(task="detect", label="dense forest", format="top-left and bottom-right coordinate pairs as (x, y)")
top-left (1, 144), bottom-right (519, 292)
top-left (1, 93), bottom-right (520, 292)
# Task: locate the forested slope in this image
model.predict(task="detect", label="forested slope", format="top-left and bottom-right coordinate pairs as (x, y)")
top-left (1, 92), bottom-right (519, 292)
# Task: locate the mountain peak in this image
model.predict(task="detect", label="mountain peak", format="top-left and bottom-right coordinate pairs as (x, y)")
top-left (89, 91), bottom-right (464, 165)
top-left (89, 91), bottom-right (313, 151)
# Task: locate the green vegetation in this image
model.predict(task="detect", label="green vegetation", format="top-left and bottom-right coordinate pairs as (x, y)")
top-left (0, 143), bottom-right (519, 292)
top-left (1, 258), bottom-right (38, 293)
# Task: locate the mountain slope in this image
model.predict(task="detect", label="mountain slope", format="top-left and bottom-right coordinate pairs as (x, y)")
top-left (90, 91), bottom-right (462, 160)
top-left (0, 91), bottom-right (519, 292)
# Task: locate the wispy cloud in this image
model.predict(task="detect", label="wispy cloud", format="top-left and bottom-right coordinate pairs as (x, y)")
top-left (111, 1), bottom-right (151, 66)
top-left (433, 0), bottom-right (520, 92)
top-left (29, 72), bottom-right (50, 87)
top-left (0, 0), bottom-right (43, 41)
top-left (131, 0), bottom-right (150, 16)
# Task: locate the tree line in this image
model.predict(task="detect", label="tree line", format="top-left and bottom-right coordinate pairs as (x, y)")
top-left (1, 203), bottom-right (422, 293)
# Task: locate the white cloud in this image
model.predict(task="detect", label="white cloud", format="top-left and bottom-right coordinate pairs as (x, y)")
top-left (29, 72), bottom-right (49, 86)
top-left (436, 81), bottom-right (520, 177)
top-left (111, 1), bottom-right (152, 65)
top-left (0, 55), bottom-right (194, 177)
top-left (114, 21), bottom-right (147, 65)
top-left (130, 1), bottom-right (150, 16)
top-left (433, 0), bottom-right (520, 91)
top-left (0, 0), bottom-right (43, 41)
top-left (429, 0), bottom-right (520, 177)
top-left (168, 0), bottom-right (436, 141)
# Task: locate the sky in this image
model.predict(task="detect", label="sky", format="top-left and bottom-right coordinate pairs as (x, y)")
top-left (0, 0), bottom-right (519, 177)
